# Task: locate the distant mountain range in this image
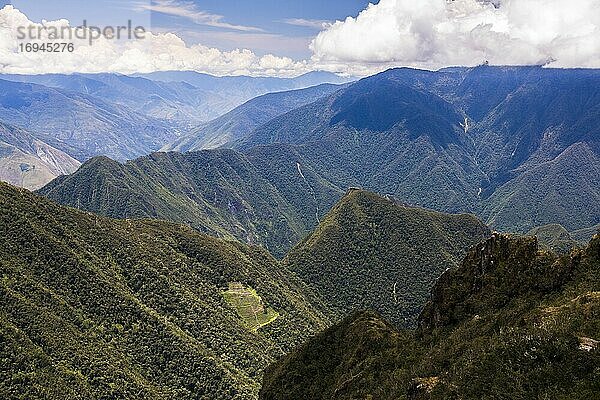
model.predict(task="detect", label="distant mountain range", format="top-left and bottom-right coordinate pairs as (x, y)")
top-left (0, 121), bottom-right (80, 190)
top-left (164, 83), bottom-right (346, 151)
top-left (0, 71), bottom-right (349, 189)
top-left (2, 71), bottom-right (352, 126)
top-left (133, 70), bottom-right (353, 97)
top-left (39, 66), bottom-right (600, 241)
top-left (3, 64), bottom-right (600, 400)
top-left (0, 78), bottom-right (176, 162)
top-left (0, 73), bottom-right (217, 124)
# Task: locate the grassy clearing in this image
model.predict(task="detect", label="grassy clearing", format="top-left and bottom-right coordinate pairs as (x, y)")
top-left (223, 283), bottom-right (279, 332)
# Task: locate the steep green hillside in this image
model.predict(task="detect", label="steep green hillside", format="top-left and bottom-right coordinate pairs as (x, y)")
top-left (472, 68), bottom-right (600, 188)
top-left (261, 310), bottom-right (415, 400)
top-left (232, 66), bottom-right (600, 233)
top-left (0, 182), bottom-right (329, 399)
top-left (260, 233), bottom-right (600, 400)
top-left (285, 190), bottom-right (490, 326)
top-left (483, 143), bottom-right (600, 232)
top-left (527, 223), bottom-right (580, 254)
top-left (38, 67), bottom-right (600, 244)
top-left (38, 150), bottom-right (343, 258)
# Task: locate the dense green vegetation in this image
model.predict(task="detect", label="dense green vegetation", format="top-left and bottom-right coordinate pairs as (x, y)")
top-left (4, 65), bottom-right (599, 399)
top-left (526, 223), bottom-right (580, 254)
top-left (38, 150), bottom-right (343, 258)
top-left (1, 182), bottom-right (494, 399)
top-left (5, 176), bottom-right (600, 399)
top-left (285, 189), bottom-right (490, 326)
top-left (12, 65), bottom-right (598, 399)
top-left (260, 233), bottom-right (600, 400)
top-left (0, 182), bottom-right (330, 399)
top-left (483, 142), bottom-right (600, 233)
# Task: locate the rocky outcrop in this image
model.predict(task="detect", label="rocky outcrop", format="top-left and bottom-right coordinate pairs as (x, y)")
top-left (419, 233), bottom-right (574, 331)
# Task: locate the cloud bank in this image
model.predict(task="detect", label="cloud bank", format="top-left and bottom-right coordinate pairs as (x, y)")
top-left (1, 1), bottom-right (599, 77)
top-left (310, 0), bottom-right (600, 71)
top-left (0, 5), bottom-right (308, 77)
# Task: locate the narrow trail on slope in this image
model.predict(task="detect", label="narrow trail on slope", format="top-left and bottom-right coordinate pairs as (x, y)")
top-left (296, 162), bottom-right (320, 224)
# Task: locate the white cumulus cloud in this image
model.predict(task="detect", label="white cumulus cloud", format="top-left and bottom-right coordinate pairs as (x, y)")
top-left (310, 0), bottom-right (600, 72)
top-left (2, 2), bottom-right (598, 78)
top-left (0, 5), bottom-right (309, 77)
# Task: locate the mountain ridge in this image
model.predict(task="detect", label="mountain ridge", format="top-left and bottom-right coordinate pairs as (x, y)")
top-left (164, 83), bottom-right (345, 152)
top-left (0, 78), bottom-right (177, 162)
top-left (38, 149), bottom-right (344, 258)
top-left (260, 232), bottom-right (600, 399)
top-left (284, 189), bottom-right (491, 326)
top-left (1, 181), bottom-right (490, 399)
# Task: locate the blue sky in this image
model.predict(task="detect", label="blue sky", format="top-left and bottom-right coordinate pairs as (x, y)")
top-left (3, 0), bottom-right (377, 58)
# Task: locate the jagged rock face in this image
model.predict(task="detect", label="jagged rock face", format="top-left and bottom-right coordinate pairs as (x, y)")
top-left (419, 233), bottom-right (573, 331)
top-left (589, 234), bottom-right (600, 260)
top-left (260, 233), bottom-right (600, 400)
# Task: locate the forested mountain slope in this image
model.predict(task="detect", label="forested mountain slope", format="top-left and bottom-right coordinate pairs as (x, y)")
top-left (2, 183), bottom-right (490, 399)
top-left (284, 189), bottom-right (490, 326)
top-left (526, 223), bottom-right (580, 254)
top-left (38, 66), bottom-right (600, 253)
top-left (0, 182), bottom-right (329, 399)
top-left (231, 66), bottom-right (600, 233)
top-left (38, 150), bottom-right (344, 258)
top-left (261, 233), bottom-right (600, 400)
top-left (482, 142), bottom-right (600, 232)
